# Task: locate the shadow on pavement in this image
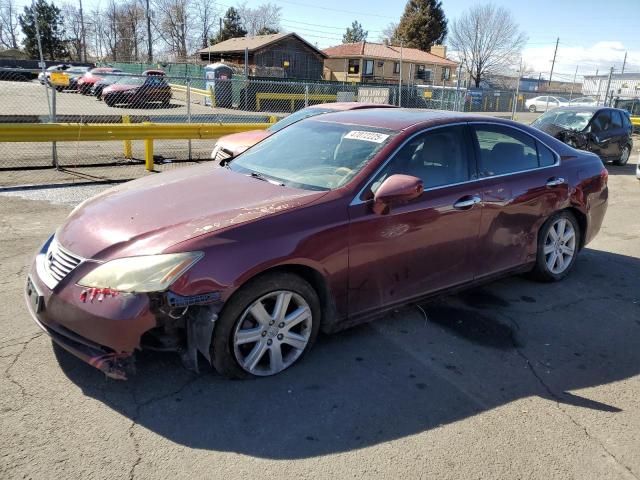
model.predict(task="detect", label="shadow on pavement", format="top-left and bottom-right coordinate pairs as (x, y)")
top-left (54, 248), bottom-right (640, 459)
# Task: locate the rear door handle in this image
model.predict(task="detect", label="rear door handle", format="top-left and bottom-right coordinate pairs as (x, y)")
top-left (546, 177), bottom-right (566, 187)
top-left (453, 195), bottom-right (482, 210)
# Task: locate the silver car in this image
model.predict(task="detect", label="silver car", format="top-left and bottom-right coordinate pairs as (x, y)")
top-left (525, 95), bottom-right (570, 113)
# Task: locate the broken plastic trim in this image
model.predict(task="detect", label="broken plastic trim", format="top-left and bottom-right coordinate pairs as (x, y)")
top-left (180, 304), bottom-right (222, 373)
top-left (165, 291), bottom-right (220, 308)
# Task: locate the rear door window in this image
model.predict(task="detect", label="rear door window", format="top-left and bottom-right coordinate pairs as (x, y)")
top-left (471, 124), bottom-right (540, 177)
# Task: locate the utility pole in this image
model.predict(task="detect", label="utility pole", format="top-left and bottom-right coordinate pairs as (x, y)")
top-left (548, 37), bottom-right (559, 86)
top-left (604, 67), bottom-right (614, 106)
top-left (569, 65), bottom-right (578, 101)
top-left (398, 41), bottom-right (403, 107)
top-left (621, 51), bottom-right (627, 75)
top-left (512, 58), bottom-right (522, 120)
top-left (545, 37), bottom-right (559, 112)
top-left (79, 0), bottom-right (86, 62)
top-left (146, 0), bottom-right (152, 63)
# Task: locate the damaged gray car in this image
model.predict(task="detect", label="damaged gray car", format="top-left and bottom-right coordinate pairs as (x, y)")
top-left (531, 106), bottom-right (633, 166)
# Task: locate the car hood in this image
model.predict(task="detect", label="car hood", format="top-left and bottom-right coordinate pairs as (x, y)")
top-left (217, 130), bottom-right (271, 155)
top-left (57, 164), bottom-right (326, 260)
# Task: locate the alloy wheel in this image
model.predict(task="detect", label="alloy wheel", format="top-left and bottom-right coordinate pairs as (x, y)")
top-left (233, 290), bottom-right (312, 376)
top-left (543, 218), bottom-right (576, 274)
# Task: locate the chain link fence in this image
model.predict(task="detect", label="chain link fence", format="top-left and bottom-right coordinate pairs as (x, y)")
top-left (2, 64), bottom-right (610, 185)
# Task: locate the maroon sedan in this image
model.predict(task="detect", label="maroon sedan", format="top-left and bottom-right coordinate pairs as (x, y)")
top-left (25, 109), bottom-right (608, 380)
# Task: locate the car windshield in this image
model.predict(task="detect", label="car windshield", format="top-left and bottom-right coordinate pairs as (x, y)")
top-left (556, 97), bottom-right (569, 103)
top-left (116, 76), bottom-right (145, 85)
top-left (267, 107), bottom-right (335, 133)
top-left (532, 109), bottom-right (594, 131)
top-left (230, 119), bottom-right (396, 191)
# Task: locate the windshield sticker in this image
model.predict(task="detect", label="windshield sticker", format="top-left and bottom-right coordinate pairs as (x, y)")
top-left (344, 130), bottom-right (390, 143)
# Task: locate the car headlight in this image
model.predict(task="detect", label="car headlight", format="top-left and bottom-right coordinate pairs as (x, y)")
top-left (77, 252), bottom-right (203, 293)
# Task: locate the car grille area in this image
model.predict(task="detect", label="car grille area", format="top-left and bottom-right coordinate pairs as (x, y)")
top-left (44, 239), bottom-right (83, 286)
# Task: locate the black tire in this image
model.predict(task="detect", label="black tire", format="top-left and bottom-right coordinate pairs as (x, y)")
top-left (530, 210), bottom-right (581, 282)
top-left (613, 144), bottom-right (631, 166)
top-left (528, 104), bottom-right (536, 113)
top-left (105, 96), bottom-right (116, 107)
top-left (212, 272), bottom-right (321, 379)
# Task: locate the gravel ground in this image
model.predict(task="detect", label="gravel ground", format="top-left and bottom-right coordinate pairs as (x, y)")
top-left (1, 156), bottom-right (639, 479)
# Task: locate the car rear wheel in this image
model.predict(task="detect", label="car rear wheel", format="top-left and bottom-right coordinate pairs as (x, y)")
top-left (613, 144), bottom-right (631, 166)
top-left (531, 211), bottom-right (581, 282)
top-left (212, 272), bottom-right (321, 379)
top-left (528, 105), bottom-right (536, 112)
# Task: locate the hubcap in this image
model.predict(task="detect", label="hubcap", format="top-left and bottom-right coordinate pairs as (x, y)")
top-left (233, 291), bottom-right (312, 376)
top-left (543, 218), bottom-right (576, 274)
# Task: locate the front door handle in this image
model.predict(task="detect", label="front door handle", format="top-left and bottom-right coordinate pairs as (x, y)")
top-left (546, 177), bottom-right (566, 187)
top-left (453, 195), bottom-right (482, 210)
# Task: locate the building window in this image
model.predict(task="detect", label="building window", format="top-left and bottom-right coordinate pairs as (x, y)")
top-left (394, 62), bottom-right (400, 74)
top-left (348, 59), bottom-right (360, 74)
top-left (363, 59), bottom-right (374, 76)
top-left (441, 67), bottom-right (451, 81)
top-left (416, 65), bottom-right (432, 83)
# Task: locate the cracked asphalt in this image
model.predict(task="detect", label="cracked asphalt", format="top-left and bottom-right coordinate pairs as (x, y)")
top-left (1, 158), bottom-right (639, 479)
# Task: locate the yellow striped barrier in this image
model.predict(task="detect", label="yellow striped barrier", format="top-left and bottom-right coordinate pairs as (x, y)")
top-left (0, 122), bottom-right (273, 171)
top-left (631, 116), bottom-right (639, 128)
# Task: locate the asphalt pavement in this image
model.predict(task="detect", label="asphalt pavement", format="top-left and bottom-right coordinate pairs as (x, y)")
top-left (1, 155), bottom-right (639, 479)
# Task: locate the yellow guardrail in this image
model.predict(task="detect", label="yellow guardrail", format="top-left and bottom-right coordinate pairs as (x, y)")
top-left (0, 122), bottom-right (273, 171)
top-left (256, 93), bottom-right (337, 112)
top-left (169, 83), bottom-right (214, 106)
top-left (631, 116), bottom-right (640, 127)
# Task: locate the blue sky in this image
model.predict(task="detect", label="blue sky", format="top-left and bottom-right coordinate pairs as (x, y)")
top-left (236, 0), bottom-right (640, 79)
top-left (13, 0), bottom-right (640, 78)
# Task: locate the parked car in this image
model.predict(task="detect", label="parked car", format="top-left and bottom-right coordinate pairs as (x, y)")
top-left (525, 95), bottom-right (570, 112)
top-left (57, 66), bottom-right (91, 91)
top-left (210, 102), bottom-right (397, 163)
top-left (25, 109), bottom-right (609, 380)
top-left (531, 106), bottom-right (634, 165)
top-left (569, 96), bottom-right (597, 107)
top-left (76, 67), bottom-right (122, 95)
top-left (37, 64), bottom-right (72, 84)
top-left (94, 69), bottom-right (164, 99)
top-left (101, 74), bottom-right (171, 107)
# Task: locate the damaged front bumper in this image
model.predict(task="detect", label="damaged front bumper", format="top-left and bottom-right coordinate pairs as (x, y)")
top-left (24, 236), bottom-right (222, 380)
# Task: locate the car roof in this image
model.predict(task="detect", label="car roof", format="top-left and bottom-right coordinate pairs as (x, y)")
top-left (312, 101), bottom-right (398, 111)
top-left (311, 108), bottom-right (490, 131)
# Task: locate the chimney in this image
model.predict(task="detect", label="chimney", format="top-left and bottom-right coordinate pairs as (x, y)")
top-left (430, 45), bottom-right (446, 58)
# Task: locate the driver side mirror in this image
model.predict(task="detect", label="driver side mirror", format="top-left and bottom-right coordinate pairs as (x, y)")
top-left (373, 174), bottom-right (424, 215)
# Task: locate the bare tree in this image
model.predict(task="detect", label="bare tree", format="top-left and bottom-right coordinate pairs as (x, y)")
top-left (448, 3), bottom-right (526, 88)
top-left (237, 2), bottom-right (281, 36)
top-left (194, 0), bottom-right (217, 48)
top-left (0, 0), bottom-right (20, 49)
top-left (379, 22), bottom-right (398, 45)
top-left (61, 3), bottom-right (83, 60)
top-left (152, 0), bottom-right (196, 59)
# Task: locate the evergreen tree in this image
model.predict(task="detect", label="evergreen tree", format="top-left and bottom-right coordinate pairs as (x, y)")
top-left (395, 0), bottom-right (447, 51)
top-left (342, 20), bottom-right (367, 43)
top-left (19, 0), bottom-right (67, 60)
top-left (213, 7), bottom-right (247, 43)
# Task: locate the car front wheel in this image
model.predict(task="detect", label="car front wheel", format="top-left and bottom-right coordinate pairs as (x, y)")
top-left (212, 272), bottom-right (321, 379)
top-left (531, 211), bottom-right (581, 282)
top-left (528, 104), bottom-right (536, 112)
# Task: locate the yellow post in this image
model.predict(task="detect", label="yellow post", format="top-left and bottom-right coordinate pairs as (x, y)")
top-left (122, 115), bottom-right (132, 159)
top-left (143, 122), bottom-right (154, 171)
